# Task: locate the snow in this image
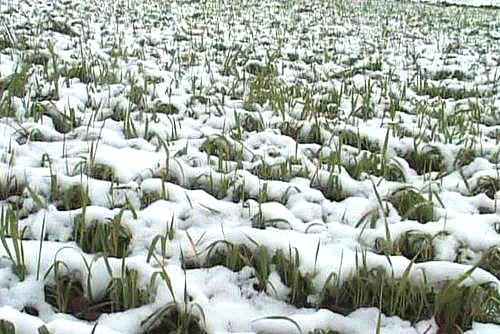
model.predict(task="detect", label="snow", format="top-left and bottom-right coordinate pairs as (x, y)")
top-left (418, 0), bottom-right (500, 7)
top-left (0, 0), bottom-right (499, 332)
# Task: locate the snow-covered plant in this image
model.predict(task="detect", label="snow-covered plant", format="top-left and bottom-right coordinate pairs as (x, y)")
top-left (73, 209), bottom-right (132, 258)
top-left (105, 265), bottom-right (151, 312)
top-left (0, 207), bottom-right (26, 280)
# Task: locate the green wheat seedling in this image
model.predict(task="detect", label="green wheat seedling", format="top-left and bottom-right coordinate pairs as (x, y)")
top-left (249, 185), bottom-right (291, 229)
top-left (200, 135), bottom-right (245, 163)
top-left (252, 245), bottom-right (274, 292)
top-left (453, 147), bottom-right (476, 169)
top-left (0, 174), bottom-right (25, 201)
top-left (141, 189), bottom-right (164, 208)
top-left (251, 207), bottom-right (291, 229)
top-left (337, 129), bottom-right (380, 153)
top-left (146, 257), bottom-right (204, 333)
top-left (56, 183), bottom-right (90, 211)
top-left (0, 320), bottom-right (15, 334)
top-left (44, 260), bottom-right (86, 315)
top-left (37, 325), bottom-right (51, 334)
top-left (105, 265), bottom-right (151, 312)
top-left (278, 120), bottom-right (303, 142)
top-left (388, 186), bottom-right (434, 223)
top-left (0, 64), bottom-right (29, 100)
top-left (406, 145), bottom-right (446, 175)
top-left (244, 63), bottom-right (278, 109)
top-left (146, 216), bottom-right (175, 264)
top-left (141, 301), bottom-right (207, 334)
top-left (0, 207), bottom-right (26, 280)
top-left (375, 230), bottom-right (437, 263)
top-left (298, 121), bottom-right (323, 145)
top-left (41, 103), bottom-right (78, 134)
top-left (141, 264), bottom-right (206, 334)
top-left (40, 154), bottom-right (60, 202)
top-left (46, 42), bottom-right (60, 99)
top-left (252, 159), bottom-right (308, 182)
top-left (141, 180), bottom-right (169, 208)
top-left (152, 100), bottom-right (179, 116)
top-left (473, 176), bottom-right (499, 199)
top-left (320, 253), bottom-right (500, 332)
top-left (73, 210), bottom-right (132, 258)
top-left (76, 161), bottom-right (116, 182)
top-left (340, 152), bottom-right (405, 182)
top-left (196, 240), bottom-right (272, 291)
top-left (311, 171), bottom-right (346, 202)
top-left (273, 247), bottom-right (315, 307)
top-left (240, 112), bottom-right (265, 134)
top-left (433, 267), bottom-right (500, 332)
top-left (202, 240), bottom-right (253, 272)
top-left (190, 172), bottom-right (232, 200)
top-left (414, 80), bottom-right (487, 100)
top-left (308, 330), bottom-right (340, 334)
top-left (478, 247), bottom-right (500, 280)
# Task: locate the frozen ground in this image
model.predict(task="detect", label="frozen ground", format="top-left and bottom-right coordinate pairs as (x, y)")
top-left (0, 0), bottom-right (499, 333)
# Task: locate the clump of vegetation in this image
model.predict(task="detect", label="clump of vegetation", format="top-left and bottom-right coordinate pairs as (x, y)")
top-left (152, 101), bottom-right (179, 115)
top-left (190, 173), bottom-right (232, 200)
top-left (431, 69), bottom-right (466, 81)
top-left (406, 146), bottom-right (445, 174)
top-left (56, 184), bottom-right (90, 211)
top-left (85, 163), bottom-right (116, 182)
top-left (308, 330), bottom-right (341, 334)
top-left (45, 260), bottom-right (151, 320)
top-left (42, 106), bottom-right (78, 134)
top-left (142, 303), bottom-right (207, 334)
top-left (453, 148), bottom-right (476, 169)
top-left (341, 153), bottom-right (405, 182)
top-left (141, 187), bottom-right (168, 208)
top-left (252, 160), bottom-right (308, 182)
top-left (243, 63), bottom-right (277, 107)
top-left (128, 85), bottom-right (147, 107)
top-left (375, 230), bottom-right (435, 262)
top-left (0, 34), bottom-right (13, 50)
top-left (73, 211), bottom-right (132, 258)
top-left (388, 187), bottom-right (434, 223)
top-left (472, 176), bottom-right (499, 199)
top-left (0, 207), bottom-right (27, 281)
top-left (199, 241), bottom-right (315, 306)
top-left (203, 241), bottom-right (254, 271)
top-left (0, 67), bottom-right (29, 98)
top-left (200, 136), bottom-right (245, 162)
top-left (240, 113), bottom-right (264, 133)
top-left (273, 247), bottom-right (315, 307)
top-left (0, 175), bottom-right (26, 201)
top-left (320, 256), bottom-right (500, 333)
top-left (200, 241), bottom-right (272, 291)
top-left (44, 262), bottom-right (97, 320)
top-left (278, 121), bottom-right (303, 141)
top-left (337, 129), bottom-right (379, 153)
top-left (415, 82), bottom-right (485, 100)
top-left (479, 247), bottom-right (500, 279)
top-left (396, 230), bottom-right (435, 262)
top-left (0, 320), bottom-right (15, 334)
top-left (311, 172), bottom-right (347, 202)
top-left (299, 123), bottom-right (323, 145)
top-left (106, 266), bottom-right (151, 312)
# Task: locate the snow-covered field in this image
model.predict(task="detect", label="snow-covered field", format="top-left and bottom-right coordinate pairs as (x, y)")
top-left (0, 0), bottom-right (499, 333)
top-left (419, 0), bottom-right (500, 7)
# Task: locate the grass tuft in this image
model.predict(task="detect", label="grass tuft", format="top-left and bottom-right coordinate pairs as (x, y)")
top-left (74, 211), bottom-right (131, 258)
top-left (388, 187), bottom-right (434, 223)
